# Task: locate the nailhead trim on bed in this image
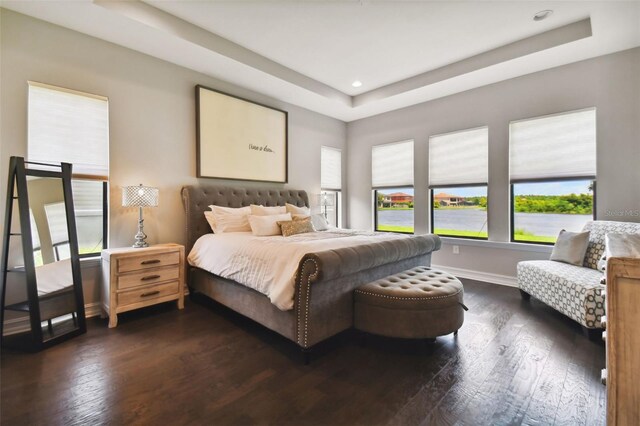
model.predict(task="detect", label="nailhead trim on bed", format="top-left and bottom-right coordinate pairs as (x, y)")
top-left (296, 257), bottom-right (319, 348)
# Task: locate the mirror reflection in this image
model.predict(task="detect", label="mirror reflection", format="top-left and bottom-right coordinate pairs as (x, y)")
top-left (27, 176), bottom-right (79, 340)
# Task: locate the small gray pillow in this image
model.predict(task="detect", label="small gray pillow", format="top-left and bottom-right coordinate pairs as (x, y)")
top-left (550, 230), bottom-right (590, 266)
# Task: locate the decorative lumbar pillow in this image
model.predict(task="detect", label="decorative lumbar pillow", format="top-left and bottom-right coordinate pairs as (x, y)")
top-left (209, 205), bottom-right (252, 233)
top-left (250, 204), bottom-right (287, 216)
top-left (286, 203), bottom-right (310, 216)
top-left (550, 230), bottom-right (591, 266)
top-left (278, 217), bottom-right (315, 237)
top-left (310, 214), bottom-right (330, 231)
top-left (248, 213), bottom-right (292, 236)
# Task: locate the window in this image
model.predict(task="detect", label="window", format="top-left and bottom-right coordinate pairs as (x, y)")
top-left (510, 108), bottom-right (596, 244)
top-left (28, 82), bottom-right (109, 257)
top-left (321, 146), bottom-right (342, 227)
top-left (372, 140), bottom-right (414, 233)
top-left (429, 127), bottom-right (489, 239)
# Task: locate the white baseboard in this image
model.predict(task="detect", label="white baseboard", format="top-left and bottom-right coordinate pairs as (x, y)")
top-left (3, 301), bottom-right (104, 336)
top-left (431, 264), bottom-right (518, 288)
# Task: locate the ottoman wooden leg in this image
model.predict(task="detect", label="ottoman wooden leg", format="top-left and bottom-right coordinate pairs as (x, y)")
top-left (454, 330), bottom-right (459, 336)
top-left (424, 337), bottom-right (436, 344)
top-left (519, 289), bottom-right (531, 301)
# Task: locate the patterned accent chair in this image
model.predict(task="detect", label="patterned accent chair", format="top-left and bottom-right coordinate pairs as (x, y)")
top-left (517, 220), bottom-right (640, 339)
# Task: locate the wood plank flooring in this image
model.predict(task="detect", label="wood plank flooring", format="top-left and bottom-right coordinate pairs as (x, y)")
top-left (1, 280), bottom-right (606, 425)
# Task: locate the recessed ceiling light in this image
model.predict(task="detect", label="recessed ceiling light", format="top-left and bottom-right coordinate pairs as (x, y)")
top-left (533, 10), bottom-right (553, 21)
top-left (352, 80), bottom-right (363, 88)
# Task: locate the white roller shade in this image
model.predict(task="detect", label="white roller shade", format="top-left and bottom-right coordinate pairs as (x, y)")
top-left (429, 127), bottom-right (488, 187)
top-left (321, 146), bottom-right (342, 190)
top-left (510, 108), bottom-right (596, 182)
top-left (28, 82), bottom-right (109, 178)
top-left (44, 202), bottom-right (69, 245)
top-left (372, 140), bottom-right (414, 188)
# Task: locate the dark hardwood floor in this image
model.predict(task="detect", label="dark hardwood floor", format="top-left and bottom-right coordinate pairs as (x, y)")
top-left (1, 280), bottom-right (606, 425)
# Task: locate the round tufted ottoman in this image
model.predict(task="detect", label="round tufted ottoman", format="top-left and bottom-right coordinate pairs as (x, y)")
top-left (354, 266), bottom-right (467, 340)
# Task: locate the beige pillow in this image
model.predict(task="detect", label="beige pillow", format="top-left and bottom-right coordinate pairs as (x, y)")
top-left (250, 204), bottom-right (287, 216)
top-left (204, 211), bottom-right (217, 232)
top-left (248, 213), bottom-right (292, 236)
top-left (550, 230), bottom-right (590, 266)
top-left (278, 217), bottom-right (315, 237)
top-left (209, 205), bottom-right (251, 215)
top-left (208, 205), bottom-right (251, 233)
top-left (286, 203), bottom-right (310, 216)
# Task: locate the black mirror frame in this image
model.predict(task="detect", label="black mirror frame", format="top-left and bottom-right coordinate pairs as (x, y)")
top-left (1, 156), bottom-right (86, 351)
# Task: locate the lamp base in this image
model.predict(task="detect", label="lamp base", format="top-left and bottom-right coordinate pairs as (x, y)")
top-left (132, 238), bottom-right (148, 249)
top-left (132, 214), bottom-right (148, 248)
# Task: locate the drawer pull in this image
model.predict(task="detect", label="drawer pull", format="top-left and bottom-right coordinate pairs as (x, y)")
top-left (140, 290), bottom-right (160, 298)
top-left (141, 259), bottom-right (161, 265)
top-left (141, 275), bottom-right (161, 281)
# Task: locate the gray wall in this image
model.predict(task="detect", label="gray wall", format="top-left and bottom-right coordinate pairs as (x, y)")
top-left (347, 47), bottom-right (640, 278)
top-left (0, 10), bottom-right (347, 306)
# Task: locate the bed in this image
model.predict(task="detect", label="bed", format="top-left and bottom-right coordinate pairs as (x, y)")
top-left (181, 185), bottom-right (441, 351)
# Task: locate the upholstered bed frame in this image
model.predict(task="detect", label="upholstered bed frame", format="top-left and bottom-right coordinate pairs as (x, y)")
top-left (181, 185), bottom-right (441, 351)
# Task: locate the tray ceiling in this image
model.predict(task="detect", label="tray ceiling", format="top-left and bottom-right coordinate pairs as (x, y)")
top-left (2, 0), bottom-right (639, 121)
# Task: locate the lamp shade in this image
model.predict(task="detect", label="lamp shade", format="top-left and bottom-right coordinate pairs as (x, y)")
top-left (122, 184), bottom-right (159, 208)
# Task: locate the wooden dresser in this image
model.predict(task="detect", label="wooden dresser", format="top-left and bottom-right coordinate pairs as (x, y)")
top-left (603, 234), bottom-right (640, 425)
top-left (101, 244), bottom-right (185, 328)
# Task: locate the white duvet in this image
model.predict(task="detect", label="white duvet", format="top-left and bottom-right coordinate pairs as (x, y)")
top-left (36, 258), bottom-right (74, 296)
top-left (187, 229), bottom-right (409, 310)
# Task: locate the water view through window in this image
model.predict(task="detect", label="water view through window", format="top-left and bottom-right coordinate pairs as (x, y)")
top-left (432, 186), bottom-right (488, 238)
top-left (375, 188), bottom-right (414, 233)
top-left (512, 180), bottom-right (594, 243)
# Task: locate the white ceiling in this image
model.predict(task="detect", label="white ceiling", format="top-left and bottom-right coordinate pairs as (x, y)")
top-left (2, 1), bottom-right (640, 122)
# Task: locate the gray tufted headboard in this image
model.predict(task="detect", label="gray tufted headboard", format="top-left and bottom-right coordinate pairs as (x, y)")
top-left (181, 185), bottom-right (309, 255)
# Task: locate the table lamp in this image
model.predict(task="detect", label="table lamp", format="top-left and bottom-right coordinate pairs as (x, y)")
top-left (320, 192), bottom-right (335, 220)
top-left (122, 184), bottom-right (159, 248)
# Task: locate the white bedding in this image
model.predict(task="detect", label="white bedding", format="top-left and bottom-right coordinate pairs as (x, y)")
top-left (187, 229), bottom-right (409, 310)
top-left (35, 258), bottom-right (74, 297)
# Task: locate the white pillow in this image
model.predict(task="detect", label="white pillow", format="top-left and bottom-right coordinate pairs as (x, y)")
top-left (248, 213), bottom-right (292, 236)
top-left (286, 203), bottom-right (310, 215)
top-left (209, 205), bottom-right (251, 233)
top-left (311, 214), bottom-right (329, 231)
top-left (250, 204), bottom-right (287, 216)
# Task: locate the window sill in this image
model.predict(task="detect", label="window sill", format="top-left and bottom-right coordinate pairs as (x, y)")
top-left (439, 237), bottom-right (553, 253)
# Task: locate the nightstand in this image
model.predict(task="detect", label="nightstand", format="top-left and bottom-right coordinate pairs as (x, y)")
top-left (101, 244), bottom-right (185, 328)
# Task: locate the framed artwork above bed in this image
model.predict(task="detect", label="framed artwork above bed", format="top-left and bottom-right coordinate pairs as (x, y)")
top-left (196, 85), bottom-right (288, 183)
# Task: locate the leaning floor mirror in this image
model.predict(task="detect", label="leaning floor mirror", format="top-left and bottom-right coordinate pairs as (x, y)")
top-left (1, 156), bottom-right (86, 351)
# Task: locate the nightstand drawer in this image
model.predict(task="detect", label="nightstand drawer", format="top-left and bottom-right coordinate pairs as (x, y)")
top-left (118, 266), bottom-right (180, 290)
top-left (117, 251), bottom-right (180, 273)
top-left (117, 281), bottom-right (180, 307)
